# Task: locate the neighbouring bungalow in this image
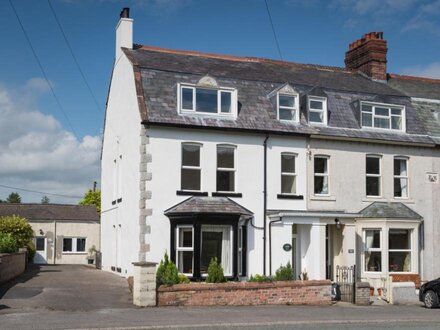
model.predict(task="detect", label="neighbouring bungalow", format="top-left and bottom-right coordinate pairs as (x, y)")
top-left (0, 203), bottom-right (100, 265)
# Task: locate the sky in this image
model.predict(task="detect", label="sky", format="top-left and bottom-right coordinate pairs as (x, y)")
top-left (0, 0), bottom-right (439, 204)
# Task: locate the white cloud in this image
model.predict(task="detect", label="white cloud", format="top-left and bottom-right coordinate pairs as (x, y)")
top-left (330, 0), bottom-right (419, 14)
top-left (403, 0), bottom-right (440, 34)
top-left (401, 62), bottom-right (440, 79)
top-left (0, 79), bottom-right (101, 204)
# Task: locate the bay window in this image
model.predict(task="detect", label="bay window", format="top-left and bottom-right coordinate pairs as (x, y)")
top-left (176, 226), bottom-right (194, 275)
top-left (364, 229), bottom-right (381, 272)
top-left (200, 225), bottom-right (233, 275)
top-left (389, 229), bottom-right (412, 272)
top-left (181, 143), bottom-right (201, 191)
top-left (394, 158), bottom-right (409, 198)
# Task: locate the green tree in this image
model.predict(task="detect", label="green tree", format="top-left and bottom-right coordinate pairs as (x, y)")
top-left (156, 252), bottom-right (179, 286)
top-left (0, 215), bottom-right (34, 248)
top-left (6, 192), bottom-right (21, 203)
top-left (41, 195), bottom-right (50, 204)
top-left (79, 190), bottom-right (101, 213)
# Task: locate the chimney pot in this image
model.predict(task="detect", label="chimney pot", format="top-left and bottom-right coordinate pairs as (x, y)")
top-left (120, 7), bottom-right (130, 18)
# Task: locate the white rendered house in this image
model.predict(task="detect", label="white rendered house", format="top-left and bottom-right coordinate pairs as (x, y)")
top-left (101, 9), bottom-right (440, 286)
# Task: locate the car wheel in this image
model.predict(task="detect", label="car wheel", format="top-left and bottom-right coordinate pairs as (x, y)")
top-left (424, 290), bottom-right (439, 308)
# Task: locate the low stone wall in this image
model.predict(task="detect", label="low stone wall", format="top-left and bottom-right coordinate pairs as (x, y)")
top-left (158, 280), bottom-right (331, 306)
top-left (0, 252), bottom-right (26, 285)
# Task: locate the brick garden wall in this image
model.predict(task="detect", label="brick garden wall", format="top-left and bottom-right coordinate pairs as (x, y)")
top-left (0, 252), bottom-right (26, 285)
top-left (158, 280), bottom-right (331, 306)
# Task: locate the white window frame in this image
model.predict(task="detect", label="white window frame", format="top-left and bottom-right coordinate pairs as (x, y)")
top-left (394, 157), bottom-right (409, 199)
top-left (363, 229), bottom-right (382, 273)
top-left (176, 225), bottom-right (194, 276)
top-left (314, 155), bottom-right (330, 196)
top-left (366, 155), bottom-right (382, 197)
top-left (277, 92), bottom-right (299, 123)
top-left (181, 142), bottom-right (202, 192)
top-left (360, 101), bottom-right (406, 132)
top-left (280, 152), bottom-right (297, 195)
top-left (178, 84), bottom-right (237, 118)
top-left (62, 237), bottom-right (86, 254)
top-left (308, 96), bottom-right (327, 125)
top-left (216, 144), bottom-right (236, 193)
top-left (388, 228), bottom-right (413, 273)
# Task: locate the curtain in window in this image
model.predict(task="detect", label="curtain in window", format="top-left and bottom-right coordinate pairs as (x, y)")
top-left (201, 225), bottom-right (232, 275)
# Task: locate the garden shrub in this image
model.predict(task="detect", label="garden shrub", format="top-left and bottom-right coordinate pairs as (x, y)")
top-left (206, 257), bottom-right (226, 283)
top-left (0, 215), bottom-right (34, 248)
top-left (178, 273), bottom-right (190, 284)
top-left (274, 262), bottom-right (294, 281)
top-left (248, 274), bottom-right (273, 282)
top-left (0, 233), bottom-right (18, 253)
top-left (156, 252), bottom-right (179, 286)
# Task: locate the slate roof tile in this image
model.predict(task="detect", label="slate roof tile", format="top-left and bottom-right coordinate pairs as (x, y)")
top-left (164, 197), bottom-right (253, 216)
top-left (0, 204), bottom-right (100, 222)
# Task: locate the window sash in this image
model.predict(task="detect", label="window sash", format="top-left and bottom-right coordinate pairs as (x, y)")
top-left (364, 229), bottom-right (382, 273)
top-left (180, 86), bottom-right (234, 115)
top-left (62, 237), bottom-right (86, 253)
top-left (366, 156), bottom-right (381, 196)
top-left (216, 146), bottom-right (236, 192)
top-left (394, 158), bottom-right (409, 198)
top-left (314, 157), bottom-right (329, 195)
top-left (181, 144), bottom-right (201, 191)
top-left (176, 226), bottom-right (194, 275)
top-left (308, 97), bottom-right (326, 124)
top-left (361, 103), bottom-right (404, 131)
top-left (278, 93), bottom-right (298, 122)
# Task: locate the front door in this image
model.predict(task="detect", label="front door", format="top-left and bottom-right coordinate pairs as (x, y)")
top-left (34, 237), bottom-right (47, 264)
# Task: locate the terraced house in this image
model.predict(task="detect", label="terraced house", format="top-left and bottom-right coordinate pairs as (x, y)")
top-left (101, 8), bottom-right (440, 291)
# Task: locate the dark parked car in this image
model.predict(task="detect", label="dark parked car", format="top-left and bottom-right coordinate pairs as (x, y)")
top-left (419, 278), bottom-right (440, 308)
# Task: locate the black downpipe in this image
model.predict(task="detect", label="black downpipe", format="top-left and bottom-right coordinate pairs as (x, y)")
top-left (269, 218), bottom-right (282, 276)
top-left (263, 135), bottom-right (269, 276)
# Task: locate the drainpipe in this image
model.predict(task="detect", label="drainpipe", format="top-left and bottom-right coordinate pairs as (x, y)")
top-left (263, 134), bottom-right (269, 276)
top-left (269, 217), bottom-right (282, 276)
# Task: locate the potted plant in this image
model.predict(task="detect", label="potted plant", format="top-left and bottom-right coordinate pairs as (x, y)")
top-left (87, 245), bottom-right (97, 265)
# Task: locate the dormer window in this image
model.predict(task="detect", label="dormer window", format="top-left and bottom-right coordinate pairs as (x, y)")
top-left (361, 102), bottom-right (405, 131)
top-left (277, 93), bottom-right (299, 122)
top-left (308, 96), bottom-right (327, 125)
top-left (179, 84), bottom-right (236, 117)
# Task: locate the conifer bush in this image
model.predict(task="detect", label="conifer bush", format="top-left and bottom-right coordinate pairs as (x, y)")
top-left (206, 257), bottom-right (226, 283)
top-left (156, 252), bottom-right (179, 286)
top-left (274, 262), bottom-right (294, 281)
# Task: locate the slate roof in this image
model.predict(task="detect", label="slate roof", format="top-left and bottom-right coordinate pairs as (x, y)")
top-left (0, 204), bottom-right (100, 222)
top-left (388, 75), bottom-right (440, 100)
top-left (123, 45), bottom-right (440, 146)
top-left (359, 202), bottom-right (421, 219)
top-left (164, 197), bottom-right (253, 216)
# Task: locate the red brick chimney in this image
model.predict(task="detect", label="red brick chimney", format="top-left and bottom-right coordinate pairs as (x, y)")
top-left (345, 32), bottom-right (388, 81)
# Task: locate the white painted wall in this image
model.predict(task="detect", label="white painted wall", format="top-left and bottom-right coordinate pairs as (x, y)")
top-left (308, 138), bottom-right (440, 281)
top-left (145, 127), bottom-right (307, 276)
top-left (101, 47), bottom-right (142, 276)
top-left (29, 220), bottom-right (100, 264)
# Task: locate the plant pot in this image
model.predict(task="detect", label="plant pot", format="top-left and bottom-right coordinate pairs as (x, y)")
top-left (87, 258), bottom-right (94, 265)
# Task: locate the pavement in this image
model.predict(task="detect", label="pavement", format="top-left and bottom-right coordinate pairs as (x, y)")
top-left (1, 265), bottom-right (440, 330)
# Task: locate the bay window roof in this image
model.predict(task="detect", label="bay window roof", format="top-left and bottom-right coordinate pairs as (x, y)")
top-left (359, 202), bottom-right (421, 219)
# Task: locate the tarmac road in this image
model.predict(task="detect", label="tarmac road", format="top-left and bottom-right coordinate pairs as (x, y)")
top-left (1, 265), bottom-right (439, 329)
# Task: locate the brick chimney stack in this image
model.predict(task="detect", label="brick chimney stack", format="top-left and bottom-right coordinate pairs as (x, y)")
top-left (345, 32), bottom-right (388, 81)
